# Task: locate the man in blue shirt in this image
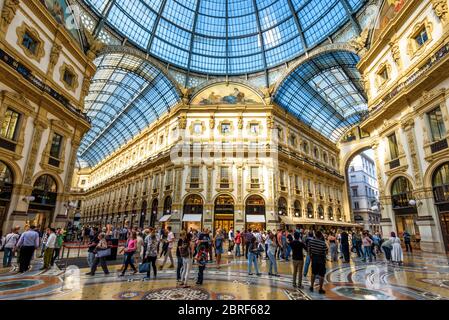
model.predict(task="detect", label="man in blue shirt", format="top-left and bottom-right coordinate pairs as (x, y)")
top-left (16, 225), bottom-right (40, 273)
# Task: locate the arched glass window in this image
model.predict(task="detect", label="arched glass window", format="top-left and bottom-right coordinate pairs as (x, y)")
top-left (0, 160), bottom-right (13, 201)
top-left (391, 177), bottom-right (414, 208)
top-left (433, 163), bottom-right (449, 203)
top-left (183, 195), bottom-right (203, 215)
top-left (278, 197), bottom-right (287, 216)
top-left (246, 195), bottom-right (265, 216)
top-left (294, 200), bottom-right (301, 217)
top-left (31, 174), bottom-right (58, 206)
top-left (307, 203), bottom-right (314, 218)
top-left (163, 197), bottom-right (172, 215)
top-left (328, 207), bottom-right (334, 220)
top-left (318, 205), bottom-right (324, 219)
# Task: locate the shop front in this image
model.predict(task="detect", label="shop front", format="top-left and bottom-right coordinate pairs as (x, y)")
top-left (214, 195), bottom-right (234, 233)
top-left (245, 195), bottom-right (266, 231)
top-left (28, 174), bottom-right (58, 233)
top-left (183, 195), bottom-right (203, 231)
top-left (432, 162), bottom-right (449, 252)
top-left (391, 177), bottom-right (419, 240)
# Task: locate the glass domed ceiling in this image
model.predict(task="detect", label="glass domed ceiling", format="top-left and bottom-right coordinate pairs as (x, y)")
top-left (83, 0), bottom-right (365, 75)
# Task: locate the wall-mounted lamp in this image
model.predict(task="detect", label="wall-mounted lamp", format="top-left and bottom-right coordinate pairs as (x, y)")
top-left (408, 199), bottom-right (423, 207)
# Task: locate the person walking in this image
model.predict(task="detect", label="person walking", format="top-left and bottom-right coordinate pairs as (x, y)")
top-left (290, 231), bottom-right (306, 288)
top-left (303, 231), bottom-right (314, 278)
top-left (234, 230), bottom-right (242, 257)
top-left (247, 237), bottom-right (261, 276)
top-left (328, 232), bottom-right (338, 262)
top-left (39, 229), bottom-right (48, 258)
top-left (265, 233), bottom-right (279, 277)
top-left (41, 228), bottom-right (57, 270)
top-left (51, 228), bottom-right (64, 266)
top-left (143, 233), bottom-right (158, 280)
top-left (85, 233), bottom-right (110, 276)
top-left (86, 229), bottom-right (100, 268)
top-left (228, 228), bottom-right (235, 255)
top-left (160, 226), bottom-right (175, 269)
top-left (180, 232), bottom-right (194, 288)
top-left (16, 225), bottom-right (40, 273)
top-left (244, 229), bottom-right (254, 259)
top-left (2, 227), bottom-right (20, 268)
top-left (135, 231), bottom-right (144, 266)
top-left (176, 233), bottom-right (184, 282)
top-left (362, 232), bottom-right (373, 263)
top-left (390, 232), bottom-right (403, 265)
top-left (340, 230), bottom-right (350, 263)
top-left (308, 231), bottom-right (328, 294)
top-left (381, 237), bottom-right (393, 263)
top-left (119, 232), bottom-right (138, 276)
top-left (403, 231), bottom-right (412, 253)
top-left (214, 229), bottom-right (224, 269)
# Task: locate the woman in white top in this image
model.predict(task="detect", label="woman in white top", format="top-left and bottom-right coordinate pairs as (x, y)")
top-left (390, 232), bottom-right (403, 265)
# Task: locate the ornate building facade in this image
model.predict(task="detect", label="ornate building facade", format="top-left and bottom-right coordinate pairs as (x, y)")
top-left (340, 0), bottom-right (449, 253)
top-left (75, 81), bottom-right (356, 235)
top-left (0, 0), bottom-right (94, 235)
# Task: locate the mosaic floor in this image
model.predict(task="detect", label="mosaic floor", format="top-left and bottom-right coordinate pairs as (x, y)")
top-left (0, 251), bottom-right (448, 300)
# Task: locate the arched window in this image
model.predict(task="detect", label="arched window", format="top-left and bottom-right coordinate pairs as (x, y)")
top-left (31, 174), bottom-right (58, 206)
top-left (294, 200), bottom-right (301, 217)
top-left (336, 208), bottom-right (342, 221)
top-left (183, 195), bottom-right (203, 215)
top-left (163, 196), bottom-right (172, 215)
top-left (0, 161), bottom-right (13, 201)
top-left (314, 147), bottom-right (319, 159)
top-left (246, 195), bottom-right (265, 216)
top-left (328, 207), bottom-right (334, 220)
top-left (391, 176), bottom-right (414, 208)
top-left (278, 197), bottom-right (287, 216)
top-left (318, 205), bottom-right (324, 219)
top-left (307, 203), bottom-right (314, 218)
top-left (433, 163), bottom-right (449, 203)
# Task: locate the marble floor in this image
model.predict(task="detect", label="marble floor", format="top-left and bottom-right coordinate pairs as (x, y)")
top-left (0, 251), bottom-right (448, 300)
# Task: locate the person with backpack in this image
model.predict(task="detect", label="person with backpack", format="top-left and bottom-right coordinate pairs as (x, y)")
top-left (403, 231), bottom-right (412, 253)
top-left (2, 227), bottom-right (20, 268)
top-left (196, 244), bottom-right (208, 285)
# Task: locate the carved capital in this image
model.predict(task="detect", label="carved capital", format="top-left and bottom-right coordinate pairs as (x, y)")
top-left (0, 0), bottom-right (20, 37)
top-left (432, 0), bottom-right (449, 26)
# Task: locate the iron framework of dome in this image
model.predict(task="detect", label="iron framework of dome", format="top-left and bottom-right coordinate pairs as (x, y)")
top-left (82, 0), bottom-right (366, 75)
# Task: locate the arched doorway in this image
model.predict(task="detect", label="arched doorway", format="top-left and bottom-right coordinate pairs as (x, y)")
top-left (183, 195), bottom-right (203, 231)
top-left (0, 161), bottom-right (13, 236)
top-left (139, 200), bottom-right (147, 228)
top-left (278, 197), bottom-right (287, 216)
top-left (432, 162), bottom-right (449, 252)
top-left (29, 174), bottom-right (58, 233)
top-left (345, 148), bottom-right (381, 233)
top-left (391, 176), bottom-right (418, 239)
top-left (158, 196), bottom-right (172, 229)
top-left (214, 195), bottom-right (234, 234)
top-left (245, 195), bottom-right (266, 231)
top-left (150, 199), bottom-right (158, 228)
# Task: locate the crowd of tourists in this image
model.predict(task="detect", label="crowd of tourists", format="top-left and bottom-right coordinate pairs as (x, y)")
top-left (78, 225), bottom-right (407, 293)
top-left (1, 223), bottom-right (409, 293)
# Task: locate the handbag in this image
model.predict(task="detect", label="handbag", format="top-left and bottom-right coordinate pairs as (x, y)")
top-left (138, 262), bottom-right (150, 273)
top-left (96, 248), bottom-right (111, 258)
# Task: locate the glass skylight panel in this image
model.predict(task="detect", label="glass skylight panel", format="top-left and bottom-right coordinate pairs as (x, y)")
top-left (82, 0), bottom-right (365, 75)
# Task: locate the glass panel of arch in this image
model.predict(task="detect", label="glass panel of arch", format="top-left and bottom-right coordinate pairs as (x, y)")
top-left (214, 195), bottom-right (234, 234)
top-left (278, 197), bottom-right (287, 216)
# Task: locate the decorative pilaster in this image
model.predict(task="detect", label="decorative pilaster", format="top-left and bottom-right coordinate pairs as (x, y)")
top-left (206, 166), bottom-right (213, 203)
top-left (0, 0), bottom-right (20, 38)
top-left (24, 119), bottom-right (47, 185)
top-left (401, 118), bottom-right (423, 187)
top-left (389, 35), bottom-right (402, 69)
top-left (237, 164), bottom-right (243, 204)
top-left (64, 140), bottom-right (80, 193)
